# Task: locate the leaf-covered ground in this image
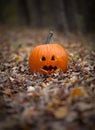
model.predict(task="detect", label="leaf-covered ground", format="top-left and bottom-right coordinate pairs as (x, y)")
top-left (0, 26), bottom-right (95, 130)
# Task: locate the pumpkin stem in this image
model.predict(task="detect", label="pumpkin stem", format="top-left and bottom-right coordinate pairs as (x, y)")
top-left (44, 31), bottom-right (53, 44)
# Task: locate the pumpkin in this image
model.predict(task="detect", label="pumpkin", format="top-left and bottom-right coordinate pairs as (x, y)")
top-left (29, 32), bottom-right (68, 74)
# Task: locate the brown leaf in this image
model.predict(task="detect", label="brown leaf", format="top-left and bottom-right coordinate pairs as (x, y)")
top-left (67, 88), bottom-right (85, 103)
top-left (53, 107), bottom-right (69, 119)
top-left (9, 54), bottom-right (22, 62)
top-left (46, 99), bottom-right (63, 112)
top-left (2, 88), bottom-right (13, 96)
top-left (22, 108), bottom-right (39, 119)
top-left (41, 82), bottom-right (49, 87)
top-left (70, 88), bottom-right (85, 97)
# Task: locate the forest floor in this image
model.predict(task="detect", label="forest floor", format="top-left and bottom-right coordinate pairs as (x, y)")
top-left (0, 26), bottom-right (95, 130)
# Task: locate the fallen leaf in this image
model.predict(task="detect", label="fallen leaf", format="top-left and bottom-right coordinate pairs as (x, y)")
top-left (22, 107), bottom-right (39, 119)
top-left (9, 54), bottom-right (22, 62)
top-left (70, 88), bottom-right (85, 97)
top-left (53, 107), bottom-right (69, 119)
top-left (2, 88), bottom-right (13, 96)
top-left (41, 82), bottom-right (49, 87)
top-left (67, 88), bottom-right (85, 103)
top-left (46, 99), bottom-right (63, 112)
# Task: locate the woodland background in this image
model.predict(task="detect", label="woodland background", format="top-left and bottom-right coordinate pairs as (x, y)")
top-left (0, 1), bottom-right (95, 130)
top-left (0, 0), bottom-right (95, 34)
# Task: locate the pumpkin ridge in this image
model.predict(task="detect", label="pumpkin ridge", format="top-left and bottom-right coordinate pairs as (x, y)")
top-left (29, 33), bottom-right (68, 74)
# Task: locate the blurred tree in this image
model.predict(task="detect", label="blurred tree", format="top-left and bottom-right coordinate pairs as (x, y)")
top-left (51, 0), bottom-right (69, 33)
top-left (18, 0), bottom-right (30, 25)
top-left (0, 0), bottom-right (95, 33)
top-left (0, 0), bottom-right (4, 23)
top-left (63, 0), bottom-right (79, 33)
top-left (76, 0), bottom-right (95, 32)
top-left (83, 0), bottom-right (95, 32)
top-left (0, 0), bottom-right (19, 24)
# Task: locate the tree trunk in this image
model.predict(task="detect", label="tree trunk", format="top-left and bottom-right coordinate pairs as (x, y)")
top-left (63, 0), bottom-right (79, 33)
top-left (51, 0), bottom-right (69, 33)
top-left (18, 0), bottom-right (30, 25)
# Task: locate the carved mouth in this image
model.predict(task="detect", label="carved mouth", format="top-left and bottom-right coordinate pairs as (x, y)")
top-left (42, 65), bottom-right (58, 71)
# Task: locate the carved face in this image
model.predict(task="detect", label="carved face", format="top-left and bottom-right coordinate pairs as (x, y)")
top-left (29, 44), bottom-right (68, 74)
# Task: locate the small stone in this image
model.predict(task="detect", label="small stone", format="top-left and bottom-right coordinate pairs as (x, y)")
top-left (9, 77), bottom-right (14, 82)
top-left (27, 86), bottom-right (35, 92)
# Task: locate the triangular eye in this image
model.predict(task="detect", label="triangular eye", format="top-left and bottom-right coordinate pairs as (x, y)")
top-left (41, 56), bottom-right (46, 61)
top-left (51, 55), bottom-right (55, 60)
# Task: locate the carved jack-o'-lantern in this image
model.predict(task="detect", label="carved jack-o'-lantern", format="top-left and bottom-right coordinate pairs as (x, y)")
top-left (29, 32), bottom-right (68, 74)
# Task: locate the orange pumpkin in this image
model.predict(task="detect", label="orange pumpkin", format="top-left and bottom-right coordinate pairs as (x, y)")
top-left (29, 32), bottom-right (68, 74)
